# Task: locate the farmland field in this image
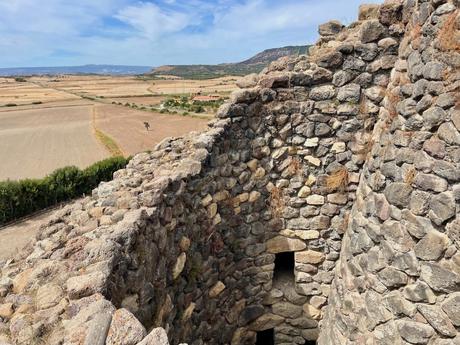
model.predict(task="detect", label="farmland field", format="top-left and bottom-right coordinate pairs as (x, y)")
top-left (0, 102), bottom-right (108, 180)
top-left (0, 75), bottom-right (239, 180)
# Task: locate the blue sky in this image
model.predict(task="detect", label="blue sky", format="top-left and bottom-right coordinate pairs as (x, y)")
top-left (0, 0), bottom-right (381, 68)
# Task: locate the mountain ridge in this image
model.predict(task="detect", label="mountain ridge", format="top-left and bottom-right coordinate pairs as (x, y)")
top-left (149, 45), bottom-right (311, 79)
top-left (0, 64), bottom-right (153, 77)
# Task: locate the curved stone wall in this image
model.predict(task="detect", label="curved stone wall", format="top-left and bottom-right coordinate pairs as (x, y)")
top-left (0, 1), bottom-right (458, 345)
top-left (320, 0), bottom-right (460, 344)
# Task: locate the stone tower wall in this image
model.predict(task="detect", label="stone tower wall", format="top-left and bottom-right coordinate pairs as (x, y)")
top-left (319, 0), bottom-right (460, 344)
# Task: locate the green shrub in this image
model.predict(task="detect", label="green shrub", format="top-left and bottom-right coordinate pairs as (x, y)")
top-left (0, 156), bottom-right (129, 225)
top-left (5, 103), bottom-right (17, 107)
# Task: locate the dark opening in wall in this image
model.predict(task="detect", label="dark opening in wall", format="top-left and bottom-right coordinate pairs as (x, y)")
top-left (256, 328), bottom-right (274, 345)
top-left (274, 251), bottom-right (295, 282)
top-left (304, 341), bottom-right (317, 345)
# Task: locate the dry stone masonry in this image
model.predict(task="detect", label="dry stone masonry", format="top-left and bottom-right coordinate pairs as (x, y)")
top-left (0, 0), bottom-right (458, 344)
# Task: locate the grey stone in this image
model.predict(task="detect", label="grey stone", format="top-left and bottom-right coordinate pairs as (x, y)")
top-left (422, 107), bottom-right (447, 129)
top-left (441, 293), bottom-right (460, 327)
top-left (403, 281), bottom-right (436, 303)
top-left (397, 320), bottom-right (434, 344)
top-left (420, 263), bottom-right (460, 293)
top-left (239, 305), bottom-right (265, 326)
top-left (428, 191), bottom-right (456, 225)
top-left (438, 122), bottom-right (460, 145)
top-left (137, 328), bottom-right (170, 345)
top-left (106, 308), bottom-right (147, 345)
top-left (272, 302), bottom-right (303, 318)
top-left (360, 20), bottom-right (386, 43)
top-left (423, 62), bottom-right (445, 80)
top-left (383, 291), bottom-right (416, 317)
top-left (415, 231), bottom-right (449, 261)
top-left (418, 304), bottom-right (456, 337)
top-left (309, 85), bottom-right (336, 101)
top-left (318, 20), bottom-right (344, 36)
top-left (414, 173), bottom-right (448, 192)
top-left (384, 183), bottom-right (413, 208)
top-left (378, 267), bottom-right (409, 288)
top-left (337, 84), bottom-right (361, 103)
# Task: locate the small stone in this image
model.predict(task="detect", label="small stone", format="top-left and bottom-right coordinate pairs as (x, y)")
top-left (266, 236), bottom-right (306, 254)
top-left (179, 236), bottom-right (191, 251)
top-left (36, 283), bottom-right (63, 310)
top-left (172, 253), bottom-right (186, 279)
top-left (304, 137), bottom-right (319, 147)
top-left (337, 84), bottom-right (361, 103)
top-left (414, 231), bottom-right (450, 261)
top-left (304, 156), bottom-right (321, 167)
top-left (295, 230), bottom-right (320, 240)
top-left (272, 302), bottom-right (303, 318)
top-left (306, 195), bottom-right (325, 205)
top-left (303, 303), bottom-right (321, 320)
top-left (359, 4), bottom-right (380, 20)
top-left (295, 250), bottom-right (325, 264)
top-left (442, 293), bottom-right (460, 327)
top-left (403, 281), bottom-right (436, 303)
top-left (378, 267), bottom-right (408, 287)
top-left (248, 313), bottom-right (284, 331)
top-left (414, 173), bottom-right (448, 193)
top-left (309, 85), bottom-right (336, 101)
top-left (382, 291), bottom-right (416, 317)
top-left (438, 122), bottom-right (460, 145)
top-left (137, 328), bottom-right (170, 345)
top-left (428, 191), bottom-right (456, 225)
top-left (209, 281), bottom-right (226, 298)
top-left (239, 305), bottom-right (265, 326)
top-left (0, 303), bottom-right (13, 320)
top-left (423, 62), bottom-right (445, 80)
top-left (420, 263), bottom-right (460, 293)
top-left (418, 304), bottom-right (456, 337)
top-left (360, 20), bottom-right (386, 43)
top-left (331, 142), bottom-right (346, 153)
top-left (249, 191), bottom-right (261, 202)
top-left (106, 308), bottom-right (147, 345)
top-left (66, 271), bottom-right (107, 300)
top-left (298, 186), bottom-right (311, 198)
top-left (384, 183), bottom-right (412, 208)
top-left (423, 107), bottom-right (447, 129)
top-left (318, 20), bottom-right (344, 36)
top-left (397, 320), bottom-right (434, 344)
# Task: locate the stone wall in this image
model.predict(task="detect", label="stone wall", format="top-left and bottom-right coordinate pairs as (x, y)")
top-left (0, 1), bottom-right (458, 345)
top-left (319, 0), bottom-right (460, 344)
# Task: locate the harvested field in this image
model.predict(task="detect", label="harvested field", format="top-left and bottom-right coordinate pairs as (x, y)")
top-left (0, 104), bottom-right (108, 180)
top-left (94, 104), bottom-right (209, 155)
top-left (0, 75), bottom-right (234, 180)
top-left (0, 80), bottom-right (79, 106)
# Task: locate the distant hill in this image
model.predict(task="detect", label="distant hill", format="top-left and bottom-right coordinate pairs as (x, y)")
top-left (0, 64), bottom-right (153, 77)
top-left (149, 45), bottom-right (311, 79)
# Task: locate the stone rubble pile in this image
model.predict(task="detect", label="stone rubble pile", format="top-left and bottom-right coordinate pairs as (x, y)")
top-left (0, 0), bottom-right (458, 344)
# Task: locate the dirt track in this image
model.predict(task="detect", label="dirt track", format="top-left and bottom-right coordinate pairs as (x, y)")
top-left (0, 210), bottom-right (52, 261)
top-left (0, 104), bottom-right (108, 180)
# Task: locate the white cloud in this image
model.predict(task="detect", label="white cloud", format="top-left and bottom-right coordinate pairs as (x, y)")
top-left (115, 2), bottom-right (192, 39)
top-left (0, 0), bottom-right (382, 67)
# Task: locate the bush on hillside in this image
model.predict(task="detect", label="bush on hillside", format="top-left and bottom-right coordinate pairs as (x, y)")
top-left (0, 156), bottom-right (129, 225)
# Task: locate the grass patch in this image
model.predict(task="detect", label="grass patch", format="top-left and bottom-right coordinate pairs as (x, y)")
top-left (269, 186), bottom-right (286, 219)
top-left (94, 129), bottom-right (124, 157)
top-left (326, 167), bottom-right (349, 192)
